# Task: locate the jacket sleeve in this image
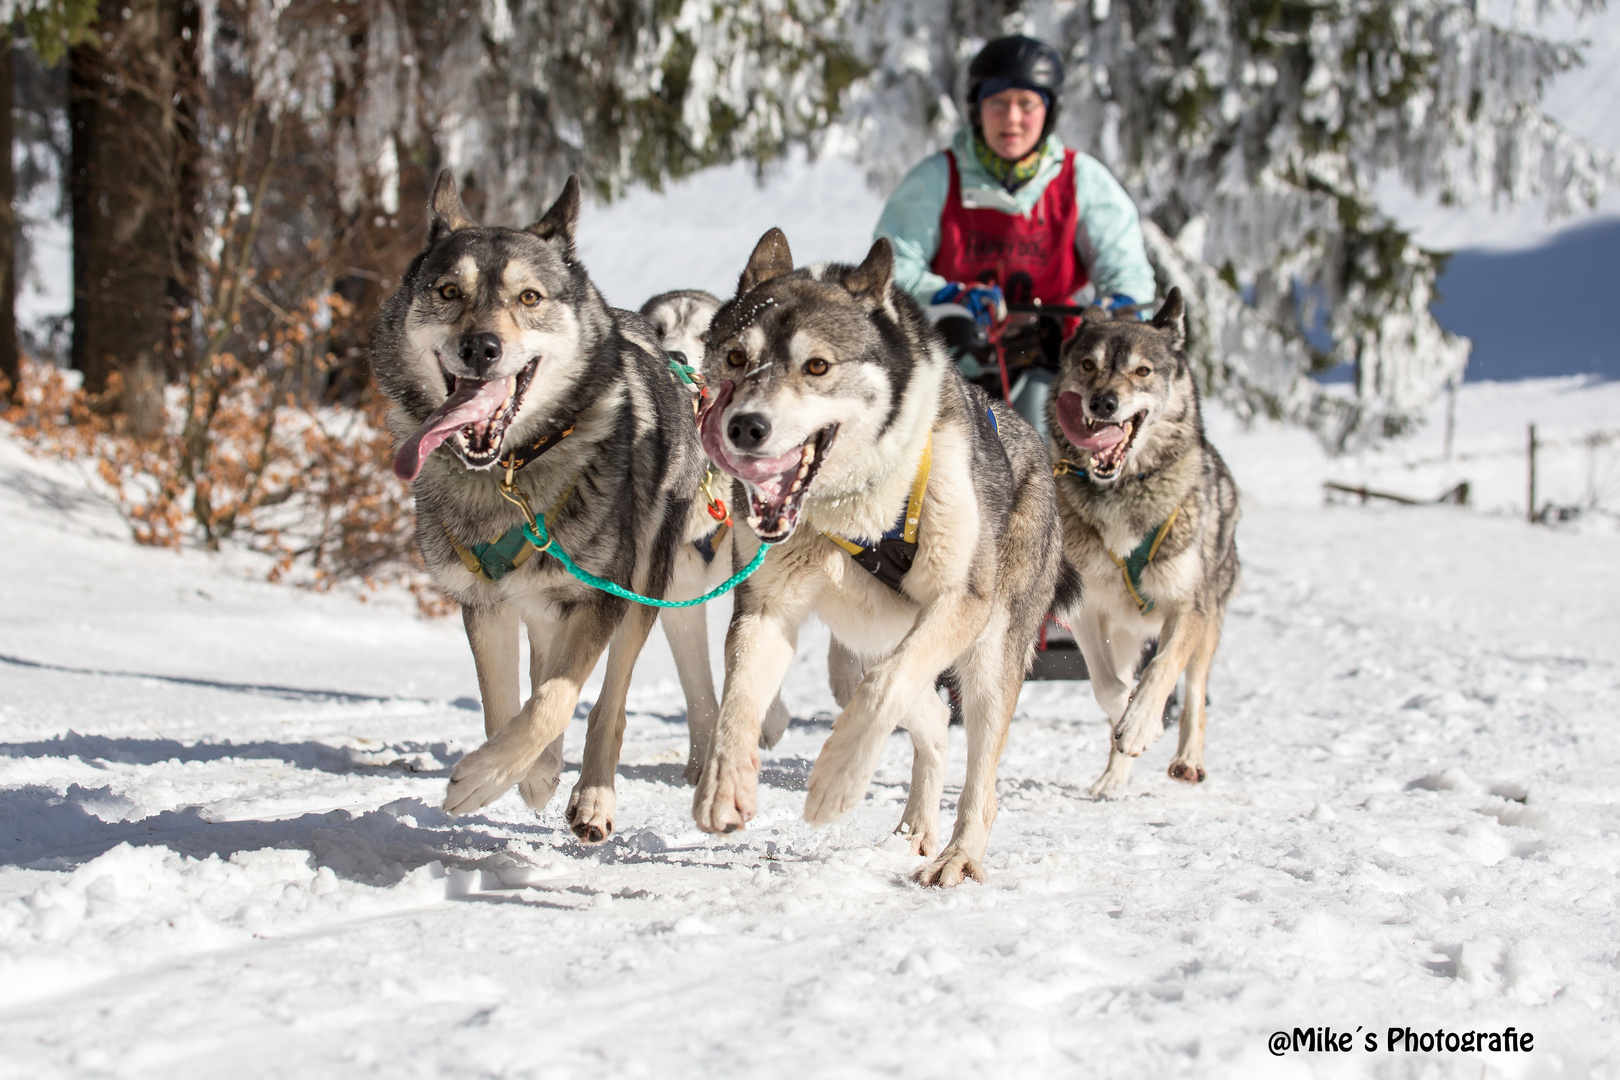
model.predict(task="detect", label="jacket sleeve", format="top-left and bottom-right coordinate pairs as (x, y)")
top-left (873, 153), bottom-right (952, 305)
top-left (1073, 154), bottom-right (1157, 303)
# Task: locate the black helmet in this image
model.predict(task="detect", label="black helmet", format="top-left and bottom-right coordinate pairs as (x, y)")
top-left (967, 36), bottom-right (1065, 140)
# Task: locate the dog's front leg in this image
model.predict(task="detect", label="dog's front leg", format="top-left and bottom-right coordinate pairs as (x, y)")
top-left (662, 605), bottom-right (720, 785)
top-left (1114, 605), bottom-right (1207, 758)
top-left (805, 594), bottom-right (990, 827)
top-left (567, 602), bottom-right (659, 842)
top-left (1078, 610), bottom-right (1140, 797)
top-left (913, 607), bottom-right (1015, 887)
top-left (464, 603), bottom-right (522, 738)
top-left (692, 586), bottom-right (806, 834)
top-left (444, 600), bottom-right (618, 816)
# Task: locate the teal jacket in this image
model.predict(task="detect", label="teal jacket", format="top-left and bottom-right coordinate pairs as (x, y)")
top-left (874, 128), bottom-right (1156, 306)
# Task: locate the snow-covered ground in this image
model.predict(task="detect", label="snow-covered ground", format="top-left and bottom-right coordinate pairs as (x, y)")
top-left (3, 360), bottom-right (1617, 1076)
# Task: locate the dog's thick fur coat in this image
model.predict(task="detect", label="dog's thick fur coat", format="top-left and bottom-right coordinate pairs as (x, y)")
top-left (372, 173), bottom-right (707, 840)
top-left (691, 229), bottom-right (1077, 885)
top-left (1047, 290), bottom-right (1241, 794)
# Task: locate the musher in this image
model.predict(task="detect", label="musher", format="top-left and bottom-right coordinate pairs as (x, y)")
top-left (874, 34), bottom-right (1156, 433)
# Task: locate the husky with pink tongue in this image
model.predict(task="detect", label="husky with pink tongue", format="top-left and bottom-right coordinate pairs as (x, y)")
top-left (372, 171), bottom-right (714, 843)
top-left (690, 228), bottom-right (1078, 887)
top-left (1046, 290), bottom-right (1241, 797)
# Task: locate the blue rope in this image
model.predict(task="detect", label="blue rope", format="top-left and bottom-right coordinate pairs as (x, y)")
top-left (521, 513), bottom-right (768, 608)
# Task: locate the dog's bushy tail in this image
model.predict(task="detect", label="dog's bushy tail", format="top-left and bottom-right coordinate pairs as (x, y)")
top-left (1050, 558), bottom-right (1083, 627)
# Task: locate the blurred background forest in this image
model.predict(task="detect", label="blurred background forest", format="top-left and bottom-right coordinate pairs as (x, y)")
top-left (0, 0), bottom-right (1611, 591)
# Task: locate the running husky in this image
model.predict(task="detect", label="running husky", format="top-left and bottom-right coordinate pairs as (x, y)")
top-left (1047, 289), bottom-right (1241, 796)
top-left (691, 229), bottom-right (1077, 886)
top-left (373, 172), bottom-right (709, 841)
top-left (639, 289), bottom-right (794, 778)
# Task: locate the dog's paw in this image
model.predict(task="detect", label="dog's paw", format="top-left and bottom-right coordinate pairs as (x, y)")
top-left (913, 845), bottom-right (986, 888)
top-left (894, 817), bottom-right (939, 858)
top-left (682, 756), bottom-right (703, 787)
top-left (444, 742), bottom-right (530, 816)
top-left (692, 749), bottom-right (760, 834)
top-left (566, 785), bottom-right (616, 844)
top-left (1087, 757), bottom-right (1135, 798)
top-left (1113, 707), bottom-right (1164, 758)
top-left (1167, 758), bottom-right (1207, 784)
top-left (759, 696), bottom-right (792, 749)
top-left (803, 725), bottom-right (884, 825)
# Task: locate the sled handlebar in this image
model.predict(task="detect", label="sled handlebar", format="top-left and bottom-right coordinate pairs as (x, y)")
top-left (1005, 302), bottom-right (1090, 318)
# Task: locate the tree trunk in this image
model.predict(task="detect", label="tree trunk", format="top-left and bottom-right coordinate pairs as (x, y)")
top-left (0, 39), bottom-right (17, 402)
top-left (68, 0), bottom-right (183, 400)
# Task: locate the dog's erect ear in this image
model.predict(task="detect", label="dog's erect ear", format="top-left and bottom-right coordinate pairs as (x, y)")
top-left (738, 228), bottom-right (794, 296)
top-left (1152, 288), bottom-right (1187, 351)
top-left (1081, 303), bottom-right (1109, 325)
top-left (528, 175), bottom-right (582, 255)
top-left (428, 170), bottom-right (475, 244)
top-left (844, 238), bottom-right (894, 306)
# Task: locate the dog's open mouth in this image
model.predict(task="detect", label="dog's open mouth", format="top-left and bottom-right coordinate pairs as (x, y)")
top-left (1055, 392), bottom-right (1147, 480)
top-left (392, 357), bottom-right (541, 481)
top-left (699, 383), bottom-right (837, 544)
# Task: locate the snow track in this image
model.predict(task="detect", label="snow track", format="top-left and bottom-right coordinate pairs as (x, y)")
top-left (2, 381), bottom-right (1618, 1077)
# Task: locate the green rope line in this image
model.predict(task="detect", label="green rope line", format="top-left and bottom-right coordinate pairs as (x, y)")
top-left (502, 354), bottom-right (743, 606)
top-left (668, 355), bottom-right (703, 388)
top-left (521, 513), bottom-right (768, 608)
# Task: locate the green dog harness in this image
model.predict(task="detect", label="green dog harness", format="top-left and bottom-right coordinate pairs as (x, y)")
top-left (1107, 506), bottom-right (1180, 614)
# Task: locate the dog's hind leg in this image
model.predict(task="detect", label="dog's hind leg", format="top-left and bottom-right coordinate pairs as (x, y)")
top-left (1113, 606), bottom-right (1207, 760)
top-left (827, 638), bottom-right (864, 709)
top-left (915, 624), bottom-right (1016, 886)
top-left (464, 603), bottom-right (522, 738)
top-left (444, 601), bottom-right (618, 816)
top-left (1168, 614), bottom-right (1221, 785)
top-left (760, 695), bottom-right (793, 750)
top-left (519, 617), bottom-right (566, 811)
top-left (805, 595), bottom-right (991, 828)
top-left (663, 605), bottom-right (719, 785)
top-left (568, 602), bottom-right (659, 842)
top-left (895, 688), bottom-right (949, 857)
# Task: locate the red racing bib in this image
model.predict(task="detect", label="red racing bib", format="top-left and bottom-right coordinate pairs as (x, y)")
top-left (931, 148), bottom-right (1086, 308)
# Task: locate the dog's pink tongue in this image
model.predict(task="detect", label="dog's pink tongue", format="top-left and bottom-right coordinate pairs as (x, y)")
top-left (699, 383), bottom-right (806, 484)
top-left (1055, 391), bottom-right (1126, 452)
top-left (393, 378), bottom-right (510, 481)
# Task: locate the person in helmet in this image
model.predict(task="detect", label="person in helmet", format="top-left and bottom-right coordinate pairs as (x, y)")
top-left (874, 35), bottom-right (1156, 432)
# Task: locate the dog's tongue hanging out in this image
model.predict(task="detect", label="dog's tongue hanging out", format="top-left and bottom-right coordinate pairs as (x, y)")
top-left (393, 378), bottom-right (512, 481)
top-left (1054, 391), bottom-right (1128, 453)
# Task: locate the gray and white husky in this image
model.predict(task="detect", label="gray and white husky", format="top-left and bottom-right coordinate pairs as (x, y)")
top-left (690, 229), bottom-right (1078, 886)
top-left (639, 289), bottom-right (794, 780)
top-left (373, 172), bottom-right (714, 841)
top-left (1047, 289), bottom-right (1241, 796)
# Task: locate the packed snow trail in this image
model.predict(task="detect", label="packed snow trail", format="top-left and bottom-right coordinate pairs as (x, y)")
top-left (2, 376), bottom-right (1618, 1079)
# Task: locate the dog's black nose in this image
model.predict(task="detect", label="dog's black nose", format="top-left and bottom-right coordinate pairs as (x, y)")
top-left (1090, 391), bottom-right (1119, 419)
top-left (458, 332), bottom-right (503, 377)
top-left (727, 412), bottom-right (772, 452)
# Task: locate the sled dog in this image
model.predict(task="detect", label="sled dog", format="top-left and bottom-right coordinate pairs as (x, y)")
top-left (1047, 289), bottom-right (1240, 795)
top-left (639, 289), bottom-right (794, 779)
top-left (691, 229), bottom-right (1077, 886)
top-left (373, 171), bottom-right (709, 841)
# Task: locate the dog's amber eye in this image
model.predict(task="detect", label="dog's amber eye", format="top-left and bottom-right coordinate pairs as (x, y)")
top-left (1080, 358), bottom-right (1096, 372)
top-left (1135, 366), bottom-right (1152, 377)
top-left (519, 289), bottom-right (541, 307)
top-left (804, 358), bottom-right (830, 376)
top-left (438, 283), bottom-right (461, 301)
top-left (726, 348), bottom-right (747, 368)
